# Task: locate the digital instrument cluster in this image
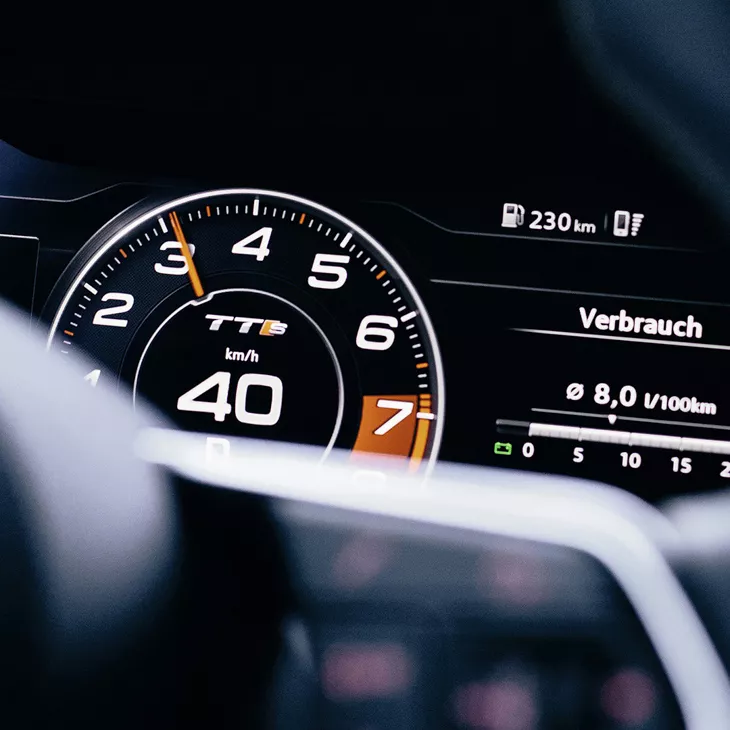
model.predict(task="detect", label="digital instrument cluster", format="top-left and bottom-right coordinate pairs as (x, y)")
top-left (0, 141), bottom-right (727, 502)
top-left (45, 189), bottom-right (444, 474)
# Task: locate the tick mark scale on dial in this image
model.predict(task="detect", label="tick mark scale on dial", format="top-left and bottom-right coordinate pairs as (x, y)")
top-left (47, 190), bottom-right (443, 477)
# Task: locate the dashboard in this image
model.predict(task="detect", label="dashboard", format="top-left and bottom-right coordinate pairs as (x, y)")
top-left (2, 4), bottom-right (729, 510)
top-left (5, 11), bottom-right (730, 727)
top-left (1, 137), bottom-right (728, 502)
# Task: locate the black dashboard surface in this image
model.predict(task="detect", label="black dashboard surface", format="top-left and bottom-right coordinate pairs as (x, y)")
top-left (1, 4), bottom-right (728, 502)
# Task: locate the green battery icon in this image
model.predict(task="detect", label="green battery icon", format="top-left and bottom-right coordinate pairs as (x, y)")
top-left (494, 442), bottom-right (513, 456)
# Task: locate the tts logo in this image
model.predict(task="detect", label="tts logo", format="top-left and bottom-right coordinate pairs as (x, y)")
top-left (205, 314), bottom-right (288, 336)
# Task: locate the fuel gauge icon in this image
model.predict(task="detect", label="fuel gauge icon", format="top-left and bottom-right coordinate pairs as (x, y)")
top-left (501, 203), bottom-right (525, 228)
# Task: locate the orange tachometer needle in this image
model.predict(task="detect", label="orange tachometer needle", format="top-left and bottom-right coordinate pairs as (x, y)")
top-left (169, 210), bottom-right (204, 298)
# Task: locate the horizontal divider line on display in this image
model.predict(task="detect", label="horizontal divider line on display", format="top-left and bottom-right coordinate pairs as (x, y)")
top-left (511, 328), bottom-right (730, 351)
top-left (430, 279), bottom-right (730, 309)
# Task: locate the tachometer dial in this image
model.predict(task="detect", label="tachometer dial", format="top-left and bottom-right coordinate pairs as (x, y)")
top-left (46, 189), bottom-right (444, 473)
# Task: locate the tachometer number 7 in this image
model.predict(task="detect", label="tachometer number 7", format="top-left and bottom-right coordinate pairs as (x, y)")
top-left (374, 399), bottom-right (414, 435)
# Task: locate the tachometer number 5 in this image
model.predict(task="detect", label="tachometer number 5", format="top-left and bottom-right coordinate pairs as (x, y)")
top-left (308, 253), bottom-right (350, 289)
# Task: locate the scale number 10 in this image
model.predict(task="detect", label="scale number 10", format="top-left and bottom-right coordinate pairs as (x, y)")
top-left (620, 451), bottom-right (642, 469)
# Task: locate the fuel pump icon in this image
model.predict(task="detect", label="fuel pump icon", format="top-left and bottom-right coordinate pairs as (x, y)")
top-left (501, 203), bottom-right (525, 228)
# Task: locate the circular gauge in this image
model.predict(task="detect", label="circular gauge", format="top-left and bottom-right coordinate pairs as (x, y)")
top-left (46, 189), bottom-right (444, 473)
